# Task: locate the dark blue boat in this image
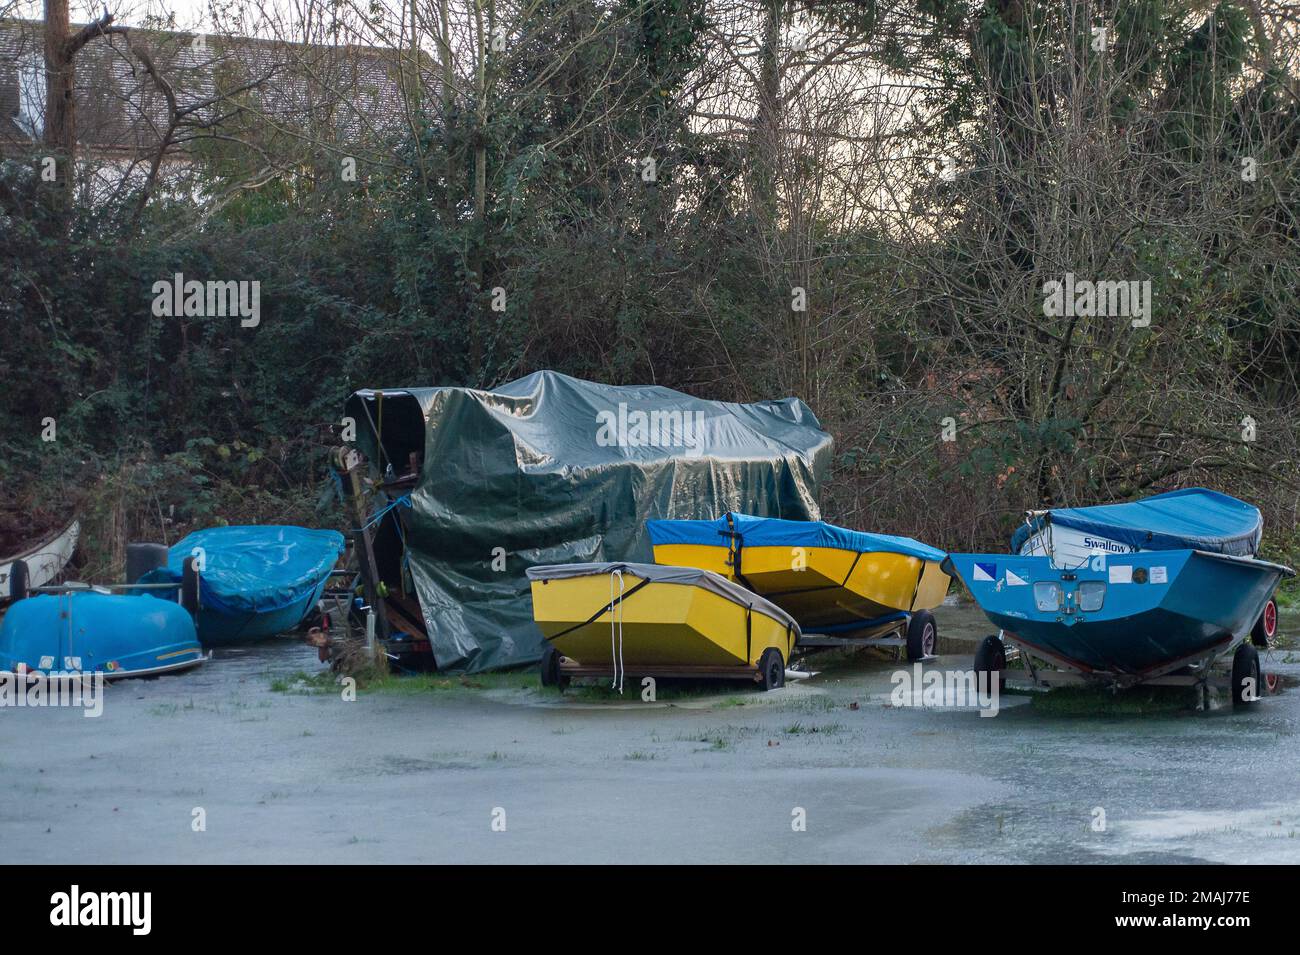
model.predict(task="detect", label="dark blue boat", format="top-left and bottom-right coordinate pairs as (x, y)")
top-left (949, 489), bottom-right (1293, 694)
top-left (946, 549), bottom-right (1289, 676)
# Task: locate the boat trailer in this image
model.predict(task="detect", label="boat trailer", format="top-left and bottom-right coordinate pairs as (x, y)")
top-left (985, 629), bottom-right (1283, 708)
top-left (797, 609), bottom-right (939, 662)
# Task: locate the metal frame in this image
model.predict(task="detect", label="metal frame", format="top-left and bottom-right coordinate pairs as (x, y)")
top-left (797, 615), bottom-right (917, 654)
top-left (556, 656), bottom-right (763, 684)
top-left (999, 628), bottom-right (1246, 691)
top-left (27, 581), bottom-right (182, 595)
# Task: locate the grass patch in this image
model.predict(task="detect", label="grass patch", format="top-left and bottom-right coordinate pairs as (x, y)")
top-left (779, 693), bottom-right (838, 713)
top-left (268, 670), bottom-right (338, 694)
top-left (360, 670), bottom-right (537, 695)
top-left (560, 678), bottom-right (759, 703)
top-left (274, 669), bottom-right (537, 695)
top-left (148, 698), bottom-right (200, 716)
top-left (782, 722), bottom-right (843, 735)
top-left (675, 724), bottom-right (760, 751)
top-left (1030, 684), bottom-right (1192, 716)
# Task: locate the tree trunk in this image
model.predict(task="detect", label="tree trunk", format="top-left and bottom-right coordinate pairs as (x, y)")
top-left (42, 0), bottom-right (74, 210)
top-left (438, 0), bottom-right (457, 223)
top-left (751, 0), bottom-right (781, 230)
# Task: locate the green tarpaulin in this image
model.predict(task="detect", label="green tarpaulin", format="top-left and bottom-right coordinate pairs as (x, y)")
top-left (345, 370), bottom-right (831, 672)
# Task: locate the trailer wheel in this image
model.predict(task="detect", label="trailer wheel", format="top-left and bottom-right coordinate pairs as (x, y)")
top-left (1264, 671), bottom-right (1281, 695)
top-left (1231, 642), bottom-right (1261, 708)
top-left (973, 635), bottom-right (1006, 691)
top-left (9, 559), bottom-right (29, 601)
top-left (540, 644), bottom-right (561, 688)
top-left (758, 648), bottom-right (785, 691)
top-left (906, 610), bottom-right (937, 662)
top-left (1251, 599), bottom-right (1277, 648)
top-left (181, 557), bottom-right (201, 616)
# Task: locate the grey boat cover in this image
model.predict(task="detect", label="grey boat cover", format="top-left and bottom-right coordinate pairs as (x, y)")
top-left (346, 371), bottom-right (830, 671)
top-left (527, 561), bottom-right (802, 635)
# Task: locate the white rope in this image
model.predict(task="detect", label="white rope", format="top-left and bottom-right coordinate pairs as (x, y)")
top-left (609, 568), bottom-right (625, 693)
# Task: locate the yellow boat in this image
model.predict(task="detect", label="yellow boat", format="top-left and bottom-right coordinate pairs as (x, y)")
top-left (527, 562), bottom-right (800, 690)
top-left (646, 513), bottom-right (951, 632)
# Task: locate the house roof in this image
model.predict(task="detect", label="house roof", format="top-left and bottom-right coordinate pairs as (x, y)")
top-left (0, 18), bottom-right (420, 156)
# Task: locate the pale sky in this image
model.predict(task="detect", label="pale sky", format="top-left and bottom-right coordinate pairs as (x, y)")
top-left (10, 0), bottom-right (287, 33)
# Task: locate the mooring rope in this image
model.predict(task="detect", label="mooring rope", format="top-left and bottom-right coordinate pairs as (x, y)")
top-left (360, 494), bottom-right (411, 532)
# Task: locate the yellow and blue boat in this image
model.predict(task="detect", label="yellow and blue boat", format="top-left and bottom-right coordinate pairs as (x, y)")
top-left (527, 562), bottom-right (800, 689)
top-left (646, 514), bottom-right (951, 632)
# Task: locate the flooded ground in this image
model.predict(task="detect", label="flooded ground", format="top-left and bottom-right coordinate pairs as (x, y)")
top-left (3, 601), bottom-right (1299, 864)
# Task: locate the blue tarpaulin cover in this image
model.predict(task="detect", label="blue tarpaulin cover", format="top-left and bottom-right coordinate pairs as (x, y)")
top-left (142, 526), bottom-right (345, 613)
top-left (1009, 488), bottom-right (1263, 557)
top-left (647, 513), bottom-right (947, 562)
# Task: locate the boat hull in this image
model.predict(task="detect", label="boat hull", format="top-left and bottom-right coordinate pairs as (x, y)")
top-left (530, 571), bottom-right (796, 668)
top-left (947, 550), bottom-right (1291, 676)
top-left (0, 592), bottom-right (204, 678)
top-left (196, 576), bottom-right (331, 645)
top-left (0, 520), bottom-right (80, 597)
top-left (651, 543), bottom-right (949, 629)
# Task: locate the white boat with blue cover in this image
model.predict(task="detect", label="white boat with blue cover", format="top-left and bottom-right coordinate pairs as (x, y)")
top-left (1011, 487), bottom-right (1263, 564)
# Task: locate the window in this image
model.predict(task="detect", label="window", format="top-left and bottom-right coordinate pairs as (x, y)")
top-left (1077, 581), bottom-right (1106, 612)
top-left (16, 51), bottom-right (44, 138)
top-left (1033, 581), bottom-right (1064, 613)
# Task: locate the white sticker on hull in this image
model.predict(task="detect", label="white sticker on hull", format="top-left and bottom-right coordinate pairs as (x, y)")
top-left (1005, 568), bottom-right (1028, 586)
top-left (1150, 565), bottom-right (1168, 584)
top-left (1108, 565), bottom-right (1133, 584)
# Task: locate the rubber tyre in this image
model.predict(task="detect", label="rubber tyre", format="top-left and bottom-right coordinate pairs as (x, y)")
top-left (1251, 599), bottom-right (1277, 648)
top-left (9, 559), bottom-right (29, 601)
top-left (758, 647), bottom-right (785, 691)
top-left (181, 557), bottom-right (201, 616)
top-left (540, 644), bottom-right (561, 688)
top-left (1231, 642), bottom-right (1261, 708)
top-left (906, 610), bottom-right (938, 662)
top-left (973, 634), bottom-right (1006, 690)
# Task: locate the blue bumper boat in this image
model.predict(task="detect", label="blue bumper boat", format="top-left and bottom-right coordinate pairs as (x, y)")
top-left (0, 591), bottom-right (205, 679)
top-left (139, 526), bottom-right (345, 645)
top-left (948, 489), bottom-right (1293, 700)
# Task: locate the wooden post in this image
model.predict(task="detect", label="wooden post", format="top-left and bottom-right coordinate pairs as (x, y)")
top-left (332, 447), bottom-right (391, 641)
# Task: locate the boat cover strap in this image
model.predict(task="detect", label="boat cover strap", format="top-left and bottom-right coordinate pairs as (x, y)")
top-left (528, 561), bottom-right (801, 634)
top-left (544, 575), bottom-right (654, 642)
